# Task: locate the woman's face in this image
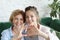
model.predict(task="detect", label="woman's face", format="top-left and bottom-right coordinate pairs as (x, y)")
top-left (26, 10), bottom-right (37, 24)
top-left (13, 14), bottom-right (23, 27)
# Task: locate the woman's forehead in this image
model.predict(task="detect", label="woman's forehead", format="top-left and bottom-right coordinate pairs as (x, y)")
top-left (26, 10), bottom-right (36, 15)
top-left (13, 14), bottom-right (23, 18)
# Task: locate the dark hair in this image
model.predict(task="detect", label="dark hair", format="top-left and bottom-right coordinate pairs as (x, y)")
top-left (25, 6), bottom-right (39, 16)
top-left (25, 6), bottom-right (39, 22)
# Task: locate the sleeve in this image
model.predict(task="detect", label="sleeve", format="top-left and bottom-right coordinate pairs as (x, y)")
top-left (1, 30), bottom-right (25, 40)
top-left (42, 26), bottom-right (59, 40)
top-left (1, 30), bottom-right (11, 40)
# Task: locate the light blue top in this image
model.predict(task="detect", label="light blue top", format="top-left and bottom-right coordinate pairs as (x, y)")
top-left (1, 27), bottom-right (14, 40)
top-left (1, 25), bottom-right (59, 40)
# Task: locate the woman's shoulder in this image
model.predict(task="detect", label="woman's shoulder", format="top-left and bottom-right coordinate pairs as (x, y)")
top-left (1, 27), bottom-right (13, 40)
top-left (40, 24), bottom-right (50, 29)
top-left (1, 27), bottom-right (11, 35)
top-left (40, 24), bottom-right (51, 32)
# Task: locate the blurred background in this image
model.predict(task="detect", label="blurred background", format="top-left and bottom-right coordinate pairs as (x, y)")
top-left (0, 0), bottom-right (56, 22)
top-left (0, 0), bottom-right (60, 39)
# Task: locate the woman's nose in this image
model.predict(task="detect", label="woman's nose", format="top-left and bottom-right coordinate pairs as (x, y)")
top-left (28, 17), bottom-right (31, 21)
top-left (17, 20), bottom-right (21, 24)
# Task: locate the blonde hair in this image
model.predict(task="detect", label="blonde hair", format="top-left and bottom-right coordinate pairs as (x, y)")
top-left (9, 9), bottom-right (25, 23)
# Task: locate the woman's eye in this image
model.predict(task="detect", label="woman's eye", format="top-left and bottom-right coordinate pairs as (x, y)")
top-left (31, 16), bottom-right (33, 18)
top-left (15, 18), bottom-right (18, 20)
top-left (20, 18), bottom-right (23, 20)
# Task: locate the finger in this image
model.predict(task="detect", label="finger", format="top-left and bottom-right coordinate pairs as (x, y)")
top-left (27, 33), bottom-right (35, 36)
top-left (22, 34), bottom-right (27, 37)
top-left (20, 24), bottom-right (25, 32)
top-left (22, 34), bottom-right (33, 37)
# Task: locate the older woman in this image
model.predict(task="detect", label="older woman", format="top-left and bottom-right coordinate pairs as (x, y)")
top-left (1, 9), bottom-right (26, 40)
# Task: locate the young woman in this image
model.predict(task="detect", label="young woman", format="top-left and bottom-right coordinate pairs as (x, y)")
top-left (1, 9), bottom-right (26, 40)
top-left (24, 6), bottom-right (59, 40)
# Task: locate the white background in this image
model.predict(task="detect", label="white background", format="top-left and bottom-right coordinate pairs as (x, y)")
top-left (0, 0), bottom-right (54, 22)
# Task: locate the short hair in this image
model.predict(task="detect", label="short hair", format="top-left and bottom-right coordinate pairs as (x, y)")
top-left (9, 9), bottom-right (25, 23)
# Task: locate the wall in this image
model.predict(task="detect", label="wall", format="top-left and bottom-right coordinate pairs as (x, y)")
top-left (0, 0), bottom-right (53, 22)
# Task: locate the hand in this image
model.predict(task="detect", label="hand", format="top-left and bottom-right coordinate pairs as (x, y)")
top-left (26, 23), bottom-right (49, 40)
top-left (13, 24), bottom-right (27, 38)
top-left (18, 24), bottom-right (27, 38)
top-left (26, 23), bottom-right (40, 36)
